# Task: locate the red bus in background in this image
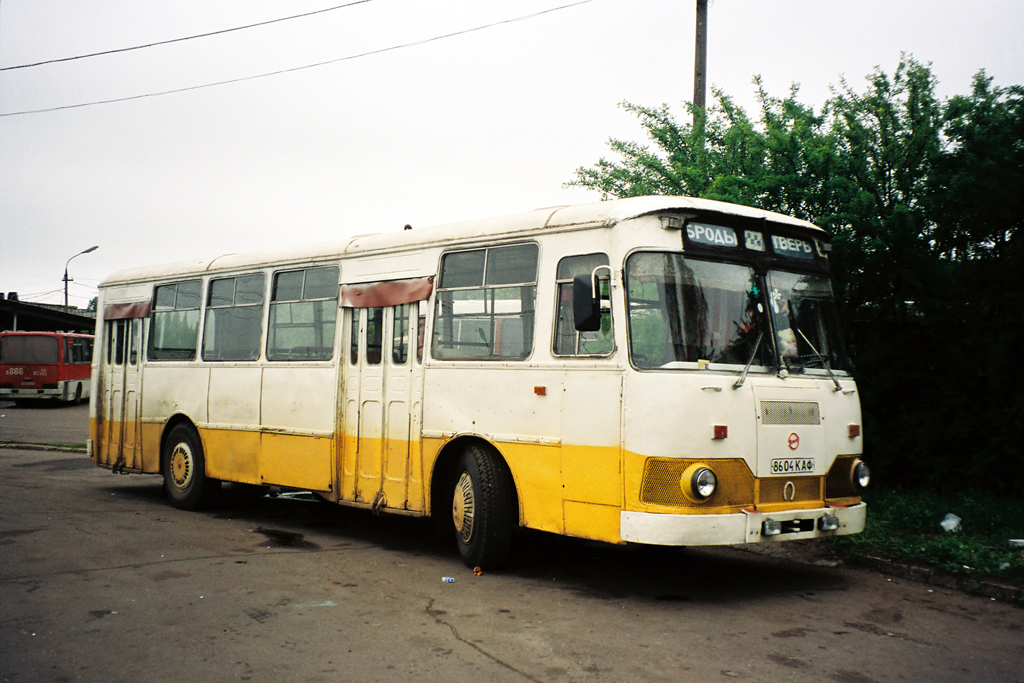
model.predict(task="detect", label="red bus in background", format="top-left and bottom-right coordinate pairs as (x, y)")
top-left (0, 331), bottom-right (94, 405)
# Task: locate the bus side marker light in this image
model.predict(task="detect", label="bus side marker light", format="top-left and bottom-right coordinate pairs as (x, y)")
top-left (713, 425), bottom-right (728, 440)
top-left (763, 518), bottom-right (782, 536)
top-left (534, 386), bottom-right (546, 396)
top-left (848, 424), bottom-right (861, 438)
top-left (818, 515), bottom-right (840, 532)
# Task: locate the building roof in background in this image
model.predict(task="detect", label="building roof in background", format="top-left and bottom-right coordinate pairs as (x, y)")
top-left (0, 296), bottom-right (96, 333)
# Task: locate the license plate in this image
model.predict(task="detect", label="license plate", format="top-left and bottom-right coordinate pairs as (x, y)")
top-left (770, 458), bottom-right (815, 475)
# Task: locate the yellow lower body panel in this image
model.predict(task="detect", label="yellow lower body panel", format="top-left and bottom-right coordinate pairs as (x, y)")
top-left (200, 428), bottom-right (260, 485)
top-left (496, 442), bottom-right (564, 536)
top-left (257, 432), bottom-right (334, 492)
top-left (564, 501), bottom-right (622, 543)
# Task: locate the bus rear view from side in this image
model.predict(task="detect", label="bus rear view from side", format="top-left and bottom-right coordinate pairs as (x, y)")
top-left (89, 196), bottom-right (868, 568)
top-left (0, 331), bottom-right (94, 405)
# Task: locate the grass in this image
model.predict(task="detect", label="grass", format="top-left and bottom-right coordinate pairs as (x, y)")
top-left (831, 487), bottom-right (1024, 584)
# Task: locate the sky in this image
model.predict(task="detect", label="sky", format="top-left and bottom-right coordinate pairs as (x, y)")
top-left (1, 0), bottom-right (1022, 309)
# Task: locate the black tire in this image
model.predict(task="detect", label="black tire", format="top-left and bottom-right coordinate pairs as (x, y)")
top-left (162, 424), bottom-right (219, 510)
top-left (73, 384), bottom-right (83, 406)
top-left (451, 443), bottom-right (515, 569)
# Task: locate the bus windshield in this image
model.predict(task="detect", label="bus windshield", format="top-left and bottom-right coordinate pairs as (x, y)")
top-left (767, 270), bottom-right (850, 375)
top-left (625, 253), bottom-right (770, 370)
top-left (625, 253), bottom-right (849, 374)
top-left (0, 335), bottom-right (60, 364)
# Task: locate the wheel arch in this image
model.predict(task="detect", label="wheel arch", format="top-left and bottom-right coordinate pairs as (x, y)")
top-left (159, 414), bottom-right (203, 476)
top-left (428, 435), bottom-right (520, 524)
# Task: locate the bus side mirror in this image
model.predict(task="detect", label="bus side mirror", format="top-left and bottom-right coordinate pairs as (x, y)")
top-left (573, 275), bottom-right (601, 332)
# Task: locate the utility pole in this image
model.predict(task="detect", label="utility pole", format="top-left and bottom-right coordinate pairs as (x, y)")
top-left (693, 0), bottom-right (708, 111)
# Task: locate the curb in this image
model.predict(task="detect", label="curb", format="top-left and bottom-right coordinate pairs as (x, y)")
top-left (0, 442), bottom-right (87, 454)
top-left (858, 554), bottom-right (1024, 604)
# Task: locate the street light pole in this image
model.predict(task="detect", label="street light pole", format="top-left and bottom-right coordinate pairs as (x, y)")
top-left (64, 245), bottom-right (99, 310)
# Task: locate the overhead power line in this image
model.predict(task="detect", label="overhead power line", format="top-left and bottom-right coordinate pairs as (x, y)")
top-left (0, 0), bottom-right (376, 71)
top-left (0, 0), bottom-right (599, 118)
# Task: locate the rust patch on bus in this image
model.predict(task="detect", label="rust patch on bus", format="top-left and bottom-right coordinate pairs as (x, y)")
top-left (340, 277), bottom-right (433, 308)
top-left (103, 302), bottom-right (152, 320)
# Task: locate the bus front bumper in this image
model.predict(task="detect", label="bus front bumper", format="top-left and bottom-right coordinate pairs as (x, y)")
top-left (620, 503), bottom-right (867, 546)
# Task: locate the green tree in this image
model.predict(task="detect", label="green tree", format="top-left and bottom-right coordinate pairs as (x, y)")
top-left (567, 82), bottom-right (841, 219)
top-left (569, 56), bottom-right (1024, 493)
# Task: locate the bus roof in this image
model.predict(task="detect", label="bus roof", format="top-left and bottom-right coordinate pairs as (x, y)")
top-left (100, 196), bottom-right (823, 287)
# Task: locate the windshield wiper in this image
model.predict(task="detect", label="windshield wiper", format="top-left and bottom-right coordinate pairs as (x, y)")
top-left (795, 327), bottom-right (843, 392)
top-left (733, 332), bottom-right (763, 390)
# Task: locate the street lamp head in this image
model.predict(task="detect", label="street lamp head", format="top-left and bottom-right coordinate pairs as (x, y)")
top-left (82, 245), bottom-right (99, 254)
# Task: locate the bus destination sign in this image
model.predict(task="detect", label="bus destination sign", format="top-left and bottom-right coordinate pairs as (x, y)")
top-left (685, 223), bottom-right (819, 262)
top-left (771, 235), bottom-right (815, 259)
top-left (686, 222), bottom-right (738, 248)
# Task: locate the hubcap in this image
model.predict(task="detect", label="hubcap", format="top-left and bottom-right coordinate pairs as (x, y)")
top-left (452, 472), bottom-right (475, 544)
top-left (170, 443), bottom-right (193, 490)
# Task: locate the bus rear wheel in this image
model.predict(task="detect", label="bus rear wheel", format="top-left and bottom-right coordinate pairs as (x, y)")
top-left (162, 424), bottom-right (219, 510)
top-left (451, 444), bottom-right (515, 569)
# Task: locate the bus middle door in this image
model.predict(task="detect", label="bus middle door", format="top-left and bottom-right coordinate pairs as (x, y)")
top-left (341, 305), bottom-right (417, 511)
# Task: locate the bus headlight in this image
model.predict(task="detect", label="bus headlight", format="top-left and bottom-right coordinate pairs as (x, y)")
top-left (694, 468), bottom-right (717, 498)
top-left (681, 464), bottom-right (718, 502)
top-left (853, 460), bottom-right (870, 490)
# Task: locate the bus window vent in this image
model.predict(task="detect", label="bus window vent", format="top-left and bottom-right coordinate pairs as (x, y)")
top-left (760, 401), bottom-right (820, 426)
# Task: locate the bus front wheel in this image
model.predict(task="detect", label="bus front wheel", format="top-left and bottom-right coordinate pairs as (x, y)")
top-left (451, 444), bottom-right (515, 569)
top-left (162, 424), bottom-right (219, 511)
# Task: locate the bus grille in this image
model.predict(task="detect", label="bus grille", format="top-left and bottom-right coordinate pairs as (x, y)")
top-left (758, 476), bottom-right (822, 504)
top-left (760, 401), bottom-right (820, 425)
top-left (640, 458), bottom-right (754, 508)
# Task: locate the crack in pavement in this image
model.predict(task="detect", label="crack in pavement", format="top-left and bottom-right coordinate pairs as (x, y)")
top-left (425, 597), bottom-right (543, 683)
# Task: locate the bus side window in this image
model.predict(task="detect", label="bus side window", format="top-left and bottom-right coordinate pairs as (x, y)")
top-left (149, 280), bottom-right (202, 361)
top-left (366, 307), bottom-right (383, 366)
top-left (202, 273), bottom-right (265, 362)
top-left (432, 243), bottom-right (538, 361)
top-left (554, 253), bottom-right (614, 357)
top-left (392, 304), bottom-right (410, 365)
top-left (112, 321), bottom-right (126, 366)
top-left (416, 311), bottom-right (425, 364)
top-left (129, 320), bottom-right (139, 366)
top-left (348, 308), bottom-right (360, 365)
top-left (268, 265), bottom-right (339, 361)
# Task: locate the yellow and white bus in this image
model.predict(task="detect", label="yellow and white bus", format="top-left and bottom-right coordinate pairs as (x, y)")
top-left (90, 196), bottom-right (868, 568)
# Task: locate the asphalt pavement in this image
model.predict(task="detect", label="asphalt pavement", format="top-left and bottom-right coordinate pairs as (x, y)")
top-left (2, 402), bottom-right (1023, 682)
top-left (0, 401), bottom-right (89, 448)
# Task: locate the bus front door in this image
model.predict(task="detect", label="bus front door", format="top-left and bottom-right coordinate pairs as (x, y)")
top-left (341, 305), bottom-right (420, 511)
top-left (99, 318), bottom-right (143, 471)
